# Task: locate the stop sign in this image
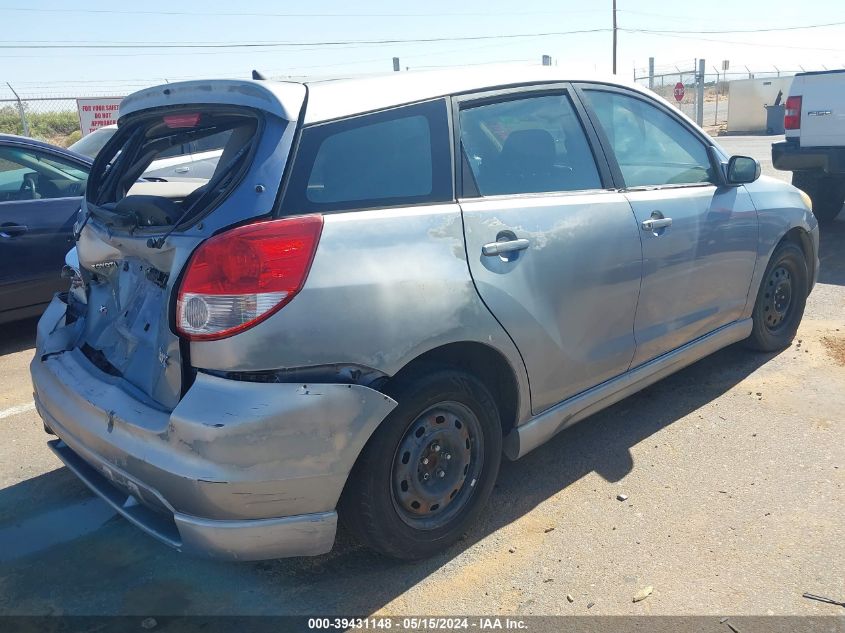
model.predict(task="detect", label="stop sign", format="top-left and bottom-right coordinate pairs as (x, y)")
top-left (674, 82), bottom-right (685, 102)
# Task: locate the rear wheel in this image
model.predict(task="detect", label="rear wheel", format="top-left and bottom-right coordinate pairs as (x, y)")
top-left (745, 241), bottom-right (808, 352)
top-left (792, 172), bottom-right (845, 223)
top-left (340, 369), bottom-right (502, 560)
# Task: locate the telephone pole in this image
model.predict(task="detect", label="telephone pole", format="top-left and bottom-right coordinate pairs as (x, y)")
top-left (612, 0), bottom-right (617, 74)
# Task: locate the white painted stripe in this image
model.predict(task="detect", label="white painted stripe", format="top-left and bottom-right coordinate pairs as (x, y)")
top-left (0, 402), bottom-right (36, 420)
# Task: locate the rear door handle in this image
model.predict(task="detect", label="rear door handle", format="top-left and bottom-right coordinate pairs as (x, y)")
top-left (174, 166), bottom-right (190, 174)
top-left (482, 238), bottom-right (530, 256)
top-left (0, 224), bottom-right (27, 238)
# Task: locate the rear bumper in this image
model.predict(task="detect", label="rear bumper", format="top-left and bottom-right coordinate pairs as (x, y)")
top-left (46, 437), bottom-right (337, 560)
top-left (772, 141), bottom-right (845, 174)
top-left (31, 294), bottom-right (398, 560)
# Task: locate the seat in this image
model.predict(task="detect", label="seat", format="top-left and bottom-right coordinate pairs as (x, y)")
top-left (479, 129), bottom-right (563, 195)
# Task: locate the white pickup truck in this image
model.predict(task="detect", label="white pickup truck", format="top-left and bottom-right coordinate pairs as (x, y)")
top-left (772, 69), bottom-right (845, 223)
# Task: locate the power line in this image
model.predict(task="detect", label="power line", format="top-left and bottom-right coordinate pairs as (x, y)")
top-left (629, 20), bottom-right (845, 34)
top-left (0, 17), bottom-right (841, 52)
top-left (623, 29), bottom-right (845, 53)
top-left (0, 6), bottom-right (606, 18)
top-left (0, 28), bottom-right (611, 49)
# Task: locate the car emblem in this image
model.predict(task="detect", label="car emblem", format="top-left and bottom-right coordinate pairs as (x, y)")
top-left (99, 305), bottom-right (108, 314)
top-left (808, 110), bottom-right (832, 117)
top-left (158, 348), bottom-right (170, 368)
top-left (91, 261), bottom-right (118, 270)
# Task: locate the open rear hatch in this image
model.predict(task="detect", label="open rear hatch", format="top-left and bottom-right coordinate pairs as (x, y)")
top-left (67, 80), bottom-right (304, 410)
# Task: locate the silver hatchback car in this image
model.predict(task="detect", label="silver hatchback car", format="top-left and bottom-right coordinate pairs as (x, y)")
top-left (31, 68), bottom-right (819, 561)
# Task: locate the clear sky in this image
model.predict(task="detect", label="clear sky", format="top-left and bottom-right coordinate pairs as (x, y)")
top-left (2, 0), bottom-right (844, 97)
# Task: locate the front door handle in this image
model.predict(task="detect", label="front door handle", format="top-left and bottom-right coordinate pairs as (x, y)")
top-left (0, 223), bottom-right (28, 238)
top-left (641, 211), bottom-right (672, 232)
top-left (174, 166), bottom-right (190, 174)
top-left (482, 238), bottom-right (530, 256)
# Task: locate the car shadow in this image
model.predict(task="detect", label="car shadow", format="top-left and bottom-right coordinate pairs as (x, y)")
top-left (817, 216), bottom-right (845, 286)
top-left (241, 342), bottom-right (780, 613)
top-left (0, 342), bottom-right (781, 616)
top-left (0, 317), bottom-right (37, 357)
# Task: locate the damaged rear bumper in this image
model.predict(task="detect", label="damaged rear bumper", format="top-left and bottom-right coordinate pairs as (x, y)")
top-left (31, 294), bottom-right (398, 560)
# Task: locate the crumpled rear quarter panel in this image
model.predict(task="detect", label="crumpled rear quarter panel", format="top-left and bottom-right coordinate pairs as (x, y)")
top-left (188, 203), bottom-right (532, 424)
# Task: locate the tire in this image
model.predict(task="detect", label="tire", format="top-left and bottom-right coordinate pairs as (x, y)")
top-left (792, 172), bottom-right (845, 223)
top-left (745, 240), bottom-right (808, 352)
top-left (339, 368), bottom-right (502, 560)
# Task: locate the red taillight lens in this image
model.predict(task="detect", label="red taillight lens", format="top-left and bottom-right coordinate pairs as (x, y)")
top-left (785, 96), bottom-right (802, 130)
top-left (176, 215), bottom-right (323, 340)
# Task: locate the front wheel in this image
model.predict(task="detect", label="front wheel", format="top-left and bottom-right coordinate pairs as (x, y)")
top-left (339, 369), bottom-right (502, 560)
top-left (745, 241), bottom-right (808, 352)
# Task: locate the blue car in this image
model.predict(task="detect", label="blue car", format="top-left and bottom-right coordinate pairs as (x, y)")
top-left (0, 134), bottom-right (91, 324)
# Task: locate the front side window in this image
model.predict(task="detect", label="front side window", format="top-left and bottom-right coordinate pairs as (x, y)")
top-left (459, 93), bottom-right (602, 196)
top-left (284, 99), bottom-right (451, 212)
top-left (583, 89), bottom-right (714, 188)
top-left (0, 146), bottom-right (88, 202)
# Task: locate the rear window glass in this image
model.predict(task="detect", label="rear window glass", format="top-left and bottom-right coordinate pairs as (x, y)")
top-left (193, 130), bottom-right (231, 153)
top-left (283, 99), bottom-right (452, 213)
top-left (68, 127), bottom-right (117, 158)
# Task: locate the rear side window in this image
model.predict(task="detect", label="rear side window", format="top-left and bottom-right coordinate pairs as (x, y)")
top-left (283, 99), bottom-right (451, 212)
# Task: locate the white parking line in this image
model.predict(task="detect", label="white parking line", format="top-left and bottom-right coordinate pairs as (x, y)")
top-left (0, 402), bottom-right (36, 420)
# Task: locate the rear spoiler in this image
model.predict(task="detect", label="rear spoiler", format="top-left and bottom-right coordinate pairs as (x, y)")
top-left (118, 80), bottom-right (306, 123)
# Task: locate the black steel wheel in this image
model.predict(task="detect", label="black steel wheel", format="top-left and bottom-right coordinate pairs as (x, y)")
top-left (340, 368), bottom-right (502, 560)
top-left (746, 240), bottom-right (808, 352)
top-left (391, 402), bottom-right (483, 530)
top-left (761, 265), bottom-right (793, 332)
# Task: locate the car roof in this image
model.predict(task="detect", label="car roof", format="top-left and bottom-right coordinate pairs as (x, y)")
top-left (0, 133), bottom-right (93, 164)
top-left (120, 66), bottom-right (653, 126)
top-left (299, 66), bottom-right (637, 124)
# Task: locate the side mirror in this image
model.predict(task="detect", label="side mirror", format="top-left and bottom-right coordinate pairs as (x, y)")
top-left (726, 156), bottom-right (761, 185)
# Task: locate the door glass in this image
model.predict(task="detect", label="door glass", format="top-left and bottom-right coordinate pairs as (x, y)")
top-left (459, 93), bottom-right (602, 196)
top-left (0, 147), bottom-right (88, 201)
top-left (584, 89), bottom-right (714, 188)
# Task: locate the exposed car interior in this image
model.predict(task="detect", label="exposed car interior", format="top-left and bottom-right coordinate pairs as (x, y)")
top-left (87, 109), bottom-right (259, 228)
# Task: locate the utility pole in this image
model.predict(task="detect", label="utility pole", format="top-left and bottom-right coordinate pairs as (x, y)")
top-left (612, 0), bottom-right (617, 74)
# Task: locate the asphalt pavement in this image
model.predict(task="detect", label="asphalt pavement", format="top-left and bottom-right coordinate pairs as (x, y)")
top-left (0, 135), bottom-right (842, 618)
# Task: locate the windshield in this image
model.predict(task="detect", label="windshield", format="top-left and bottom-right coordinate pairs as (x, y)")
top-left (69, 127), bottom-right (117, 158)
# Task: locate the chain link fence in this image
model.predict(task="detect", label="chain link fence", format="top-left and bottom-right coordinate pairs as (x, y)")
top-left (0, 89), bottom-right (125, 147)
top-left (2, 63), bottom-right (841, 145)
top-left (634, 62), bottom-right (840, 133)
top-left (634, 67), bottom-right (701, 123)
